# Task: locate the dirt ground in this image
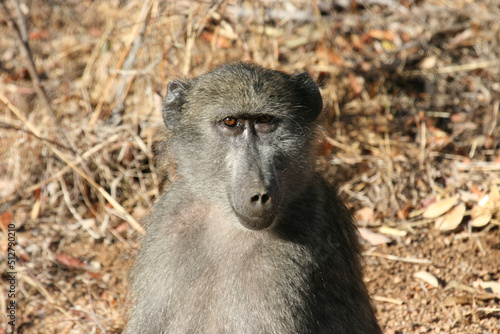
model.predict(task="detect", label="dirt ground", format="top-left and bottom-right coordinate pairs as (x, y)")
top-left (1, 0), bottom-right (499, 333)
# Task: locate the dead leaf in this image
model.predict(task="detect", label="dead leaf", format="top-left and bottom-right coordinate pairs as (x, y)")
top-left (418, 56), bottom-right (437, 69)
top-left (367, 29), bottom-right (395, 41)
top-left (31, 199), bottom-right (41, 220)
top-left (316, 45), bottom-right (343, 66)
top-left (427, 126), bottom-right (449, 145)
top-left (201, 31), bottom-right (232, 49)
top-left (378, 226), bottom-right (407, 237)
top-left (490, 184), bottom-right (500, 202)
top-left (87, 271), bottom-right (103, 279)
top-left (450, 112), bottom-right (467, 123)
top-left (479, 194), bottom-right (490, 207)
top-left (396, 203), bottom-right (411, 220)
top-left (470, 211), bottom-right (492, 227)
top-left (449, 28), bottom-right (474, 47)
top-left (0, 211), bottom-right (12, 229)
top-left (434, 202), bottom-right (466, 231)
top-left (285, 36), bottom-right (309, 49)
top-left (372, 296), bottom-right (404, 305)
top-left (458, 189), bottom-right (479, 202)
top-left (443, 295), bottom-right (472, 306)
top-left (113, 222), bottom-right (129, 234)
top-left (447, 280), bottom-right (476, 293)
top-left (3, 69), bottom-right (31, 83)
top-left (355, 207), bottom-right (375, 225)
top-left (473, 280), bottom-right (500, 296)
top-left (358, 227), bottom-right (392, 246)
top-left (423, 194), bottom-right (460, 219)
top-left (29, 29), bottom-right (49, 39)
top-left (381, 40), bottom-right (395, 51)
top-left (56, 254), bottom-right (86, 269)
top-left (414, 271), bottom-right (439, 288)
top-left (348, 73), bottom-right (363, 96)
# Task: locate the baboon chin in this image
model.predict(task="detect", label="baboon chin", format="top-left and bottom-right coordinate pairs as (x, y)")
top-left (126, 63), bottom-right (382, 334)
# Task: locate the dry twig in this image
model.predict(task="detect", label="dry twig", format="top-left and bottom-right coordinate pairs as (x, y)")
top-left (364, 251), bottom-right (432, 264)
top-left (88, 0), bottom-right (154, 130)
top-left (0, 91), bottom-right (145, 234)
top-left (0, 0), bottom-right (57, 122)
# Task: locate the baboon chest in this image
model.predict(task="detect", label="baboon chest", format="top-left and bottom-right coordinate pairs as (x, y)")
top-left (163, 220), bottom-right (314, 332)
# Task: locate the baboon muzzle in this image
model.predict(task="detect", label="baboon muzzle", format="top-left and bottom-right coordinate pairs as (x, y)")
top-left (229, 166), bottom-right (280, 230)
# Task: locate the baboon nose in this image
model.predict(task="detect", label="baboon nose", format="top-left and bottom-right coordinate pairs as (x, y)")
top-left (249, 192), bottom-right (273, 212)
top-left (231, 188), bottom-right (278, 230)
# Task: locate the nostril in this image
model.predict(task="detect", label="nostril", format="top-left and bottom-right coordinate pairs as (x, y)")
top-left (261, 194), bottom-right (270, 204)
top-left (250, 193), bottom-right (271, 205)
top-left (251, 194), bottom-right (260, 203)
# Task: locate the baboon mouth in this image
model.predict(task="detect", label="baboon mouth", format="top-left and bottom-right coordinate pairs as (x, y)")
top-left (232, 209), bottom-right (276, 231)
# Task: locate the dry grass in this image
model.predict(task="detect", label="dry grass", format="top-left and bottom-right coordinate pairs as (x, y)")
top-left (0, 0), bottom-right (499, 333)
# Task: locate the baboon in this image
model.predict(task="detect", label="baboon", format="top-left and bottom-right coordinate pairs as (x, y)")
top-left (126, 63), bottom-right (381, 334)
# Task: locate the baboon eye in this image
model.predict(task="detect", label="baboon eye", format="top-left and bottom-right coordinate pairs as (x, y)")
top-left (257, 115), bottom-right (273, 123)
top-left (223, 117), bottom-right (238, 127)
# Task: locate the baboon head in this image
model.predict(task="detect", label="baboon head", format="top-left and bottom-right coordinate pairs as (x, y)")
top-left (163, 63), bottom-right (322, 230)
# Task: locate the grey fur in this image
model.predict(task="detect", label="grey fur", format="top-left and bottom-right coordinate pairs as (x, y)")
top-left (126, 63), bottom-right (381, 334)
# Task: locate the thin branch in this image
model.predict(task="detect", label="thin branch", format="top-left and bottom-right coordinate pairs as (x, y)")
top-left (109, 1), bottom-right (153, 123)
top-left (0, 91), bottom-right (145, 235)
top-left (88, 0), bottom-right (154, 130)
top-left (11, 0), bottom-right (27, 41)
top-left (0, 121), bottom-right (73, 151)
top-left (402, 59), bottom-right (500, 77)
top-left (364, 251), bottom-right (433, 264)
top-left (1, 0), bottom-right (57, 122)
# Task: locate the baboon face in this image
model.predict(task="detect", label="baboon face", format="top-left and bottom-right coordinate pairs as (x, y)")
top-left (163, 63), bottom-right (322, 230)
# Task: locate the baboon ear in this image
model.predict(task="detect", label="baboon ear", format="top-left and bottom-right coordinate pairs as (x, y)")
top-left (163, 80), bottom-right (188, 129)
top-left (292, 72), bottom-right (323, 121)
